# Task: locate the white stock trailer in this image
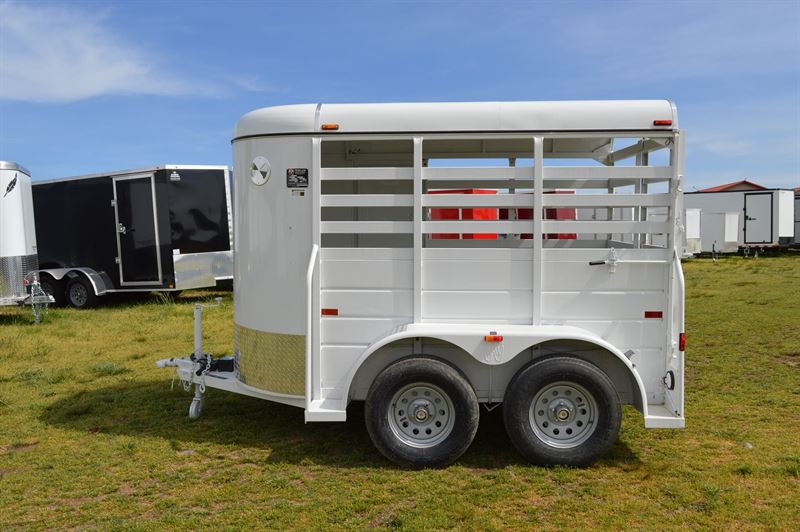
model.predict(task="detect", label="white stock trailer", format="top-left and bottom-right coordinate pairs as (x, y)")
top-left (0, 161), bottom-right (53, 320)
top-left (159, 101), bottom-right (686, 467)
top-left (684, 189), bottom-right (795, 250)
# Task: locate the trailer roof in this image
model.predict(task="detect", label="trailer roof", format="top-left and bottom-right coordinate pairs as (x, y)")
top-left (34, 165), bottom-right (229, 185)
top-left (0, 161), bottom-right (31, 176)
top-left (233, 100), bottom-right (678, 140)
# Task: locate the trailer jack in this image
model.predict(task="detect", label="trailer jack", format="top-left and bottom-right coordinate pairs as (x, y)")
top-left (156, 297), bottom-right (223, 420)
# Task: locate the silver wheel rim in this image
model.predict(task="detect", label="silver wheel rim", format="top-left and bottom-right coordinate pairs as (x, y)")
top-left (529, 381), bottom-right (598, 449)
top-left (69, 284), bottom-right (87, 306)
top-left (388, 382), bottom-right (455, 448)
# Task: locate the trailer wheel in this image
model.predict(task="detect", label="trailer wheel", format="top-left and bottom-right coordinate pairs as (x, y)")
top-left (39, 275), bottom-right (66, 307)
top-left (365, 357), bottom-right (479, 468)
top-left (66, 277), bottom-right (98, 308)
top-left (503, 356), bottom-right (621, 467)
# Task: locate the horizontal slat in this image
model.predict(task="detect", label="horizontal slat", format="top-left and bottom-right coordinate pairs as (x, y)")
top-left (322, 289), bottom-right (412, 317)
top-left (424, 259), bottom-right (533, 290)
top-left (424, 167), bottom-right (533, 180)
top-left (321, 261), bottom-right (412, 290)
top-left (541, 221), bottom-right (671, 233)
top-left (542, 291), bottom-right (665, 320)
top-left (321, 317), bottom-right (411, 345)
top-left (422, 193), bottom-right (533, 208)
top-left (321, 221), bottom-right (413, 233)
top-left (429, 179), bottom-right (662, 189)
top-left (543, 193), bottom-right (672, 207)
top-left (322, 194), bottom-right (413, 207)
top-left (427, 180), bottom-right (533, 189)
top-left (423, 291), bottom-right (532, 321)
top-left (423, 220), bottom-right (670, 235)
top-left (321, 167), bottom-right (413, 180)
top-left (423, 220), bottom-right (534, 234)
top-left (543, 166), bottom-right (671, 180)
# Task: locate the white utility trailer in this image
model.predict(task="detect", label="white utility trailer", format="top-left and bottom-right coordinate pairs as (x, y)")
top-left (159, 101), bottom-right (686, 467)
top-left (685, 189), bottom-right (795, 249)
top-left (685, 208), bottom-right (701, 255)
top-left (0, 161), bottom-right (53, 321)
top-left (699, 211), bottom-right (741, 253)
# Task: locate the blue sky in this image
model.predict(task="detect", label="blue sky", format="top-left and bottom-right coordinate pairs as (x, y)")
top-left (0, 0), bottom-right (798, 189)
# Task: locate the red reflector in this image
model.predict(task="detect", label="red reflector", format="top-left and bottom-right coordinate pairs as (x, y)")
top-left (644, 311), bottom-right (663, 319)
top-left (321, 308), bottom-right (338, 316)
top-left (484, 335), bottom-right (503, 342)
top-left (679, 332), bottom-right (686, 351)
top-left (653, 119), bottom-right (672, 126)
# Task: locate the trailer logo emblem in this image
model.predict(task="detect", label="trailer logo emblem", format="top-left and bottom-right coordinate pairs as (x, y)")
top-left (3, 173), bottom-right (17, 198)
top-left (251, 156), bottom-right (271, 186)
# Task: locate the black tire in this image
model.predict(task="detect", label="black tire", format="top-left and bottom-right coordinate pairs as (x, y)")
top-left (66, 276), bottom-right (98, 308)
top-left (39, 275), bottom-right (66, 307)
top-left (503, 356), bottom-right (621, 467)
top-left (365, 357), bottom-right (479, 468)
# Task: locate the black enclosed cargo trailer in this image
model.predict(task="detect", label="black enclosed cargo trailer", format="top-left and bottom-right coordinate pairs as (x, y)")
top-left (33, 165), bottom-right (232, 307)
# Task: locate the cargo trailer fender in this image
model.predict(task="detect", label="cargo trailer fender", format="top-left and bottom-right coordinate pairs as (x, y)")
top-left (342, 323), bottom-right (648, 417)
top-left (39, 267), bottom-right (110, 296)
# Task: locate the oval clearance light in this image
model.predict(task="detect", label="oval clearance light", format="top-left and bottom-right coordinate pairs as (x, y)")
top-left (653, 119), bottom-right (673, 126)
top-left (644, 311), bottom-right (663, 319)
top-left (321, 123), bottom-right (339, 131)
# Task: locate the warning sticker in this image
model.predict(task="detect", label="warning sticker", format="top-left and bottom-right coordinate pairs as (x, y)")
top-left (287, 168), bottom-right (308, 188)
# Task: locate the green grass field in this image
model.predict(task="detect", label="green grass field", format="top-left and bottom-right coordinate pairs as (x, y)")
top-left (1, 255), bottom-right (799, 529)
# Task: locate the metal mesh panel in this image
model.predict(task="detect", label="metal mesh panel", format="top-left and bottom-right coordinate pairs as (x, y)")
top-left (0, 254), bottom-right (38, 301)
top-left (234, 323), bottom-right (305, 396)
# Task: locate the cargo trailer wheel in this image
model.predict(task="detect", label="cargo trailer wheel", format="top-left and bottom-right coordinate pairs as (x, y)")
top-left (66, 277), bottom-right (97, 308)
top-left (39, 275), bottom-right (66, 306)
top-left (365, 357), bottom-right (479, 468)
top-left (503, 356), bottom-right (621, 467)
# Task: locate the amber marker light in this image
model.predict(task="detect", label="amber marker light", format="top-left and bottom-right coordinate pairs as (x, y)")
top-left (321, 123), bottom-right (340, 130)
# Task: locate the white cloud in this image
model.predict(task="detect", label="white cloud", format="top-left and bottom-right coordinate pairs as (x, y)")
top-left (0, 1), bottom-right (217, 102)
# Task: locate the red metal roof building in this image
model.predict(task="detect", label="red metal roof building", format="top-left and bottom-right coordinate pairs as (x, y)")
top-left (698, 180), bottom-right (767, 192)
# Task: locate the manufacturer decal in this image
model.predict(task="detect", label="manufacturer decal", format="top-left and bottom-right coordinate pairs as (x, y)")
top-left (3, 173), bottom-right (17, 198)
top-left (169, 171), bottom-right (181, 182)
top-left (287, 168), bottom-right (308, 188)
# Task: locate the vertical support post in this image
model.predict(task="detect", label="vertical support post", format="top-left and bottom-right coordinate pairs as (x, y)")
top-left (634, 141), bottom-right (643, 248)
top-left (670, 132), bottom-right (684, 253)
top-left (508, 157), bottom-right (517, 222)
top-left (641, 151), bottom-right (649, 245)
top-left (533, 137), bottom-right (544, 326)
top-left (310, 137), bottom-right (322, 405)
top-left (413, 137), bottom-right (423, 324)
top-left (193, 304), bottom-right (202, 357)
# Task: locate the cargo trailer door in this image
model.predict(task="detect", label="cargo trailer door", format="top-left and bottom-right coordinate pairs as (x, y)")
top-left (744, 192), bottom-right (772, 244)
top-left (113, 174), bottom-right (162, 285)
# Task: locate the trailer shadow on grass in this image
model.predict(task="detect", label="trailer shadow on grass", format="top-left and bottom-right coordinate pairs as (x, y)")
top-left (40, 379), bottom-right (641, 469)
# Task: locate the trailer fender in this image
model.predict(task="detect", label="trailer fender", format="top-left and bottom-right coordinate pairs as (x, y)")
top-left (39, 268), bottom-right (111, 296)
top-left (343, 323), bottom-right (648, 417)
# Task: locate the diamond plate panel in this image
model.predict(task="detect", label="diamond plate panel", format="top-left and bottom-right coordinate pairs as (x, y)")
top-left (0, 254), bottom-right (38, 301)
top-left (234, 323), bottom-right (305, 396)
